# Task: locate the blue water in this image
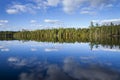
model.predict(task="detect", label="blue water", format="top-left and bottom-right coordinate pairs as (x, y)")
top-left (0, 41), bottom-right (120, 80)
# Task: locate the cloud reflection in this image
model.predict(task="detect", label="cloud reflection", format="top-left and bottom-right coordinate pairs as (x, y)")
top-left (1, 48), bottom-right (10, 52)
top-left (63, 57), bottom-right (120, 80)
top-left (8, 57), bottom-right (40, 67)
top-left (92, 46), bottom-right (120, 52)
top-left (45, 48), bottom-right (59, 52)
top-left (0, 44), bottom-right (10, 52)
top-left (45, 65), bottom-right (73, 80)
top-left (7, 56), bottom-right (120, 80)
top-left (0, 45), bottom-right (4, 48)
top-left (31, 48), bottom-right (37, 51)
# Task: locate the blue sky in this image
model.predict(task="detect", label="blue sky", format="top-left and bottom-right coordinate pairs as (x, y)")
top-left (0, 0), bottom-right (120, 31)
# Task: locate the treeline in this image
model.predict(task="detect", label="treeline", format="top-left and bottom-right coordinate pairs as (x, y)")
top-left (14, 24), bottom-right (120, 39)
top-left (90, 22), bottom-right (120, 38)
top-left (14, 28), bottom-right (90, 42)
top-left (0, 24), bottom-right (120, 46)
top-left (0, 25), bottom-right (120, 48)
top-left (13, 25), bottom-right (120, 47)
top-left (0, 31), bottom-right (16, 40)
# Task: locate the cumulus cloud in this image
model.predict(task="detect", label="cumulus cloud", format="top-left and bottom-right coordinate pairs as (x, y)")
top-left (30, 24), bottom-right (43, 28)
top-left (105, 4), bottom-right (113, 8)
top-left (62, 0), bottom-right (84, 13)
top-left (6, 9), bottom-right (19, 14)
top-left (80, 7), bottom-right (96, 15)
top-left (92, 18), bottom-right (120, 25)
top-left (101, 19), bottom-right (120, 23)
top-left (6, 3), bottom-right (36, 14)
top-left (80, 10), bottom-right (96, 15)
top-left (62, 0), bottom-right (116, 13)
top-left (0, 20), bottom-right (8, 23)
top-left (32, 0), bottom-right (48, 10)
top-left (0, 20), bottom-right (8, 27)
top-left (47, 0), bottom-right (60, 6)
top-left (44, 19), bottom-right (62, 24)
top-left (30, 20), bottom-right (37, 23)
top-left (6, 4), bottom-right (27, 14)
top-left (0, 23), bottom-right (3, 26)
top-left (89, 0), bottom-right (115, 9)
top-left (30, 20), bottom-right (44, 29)
top-left (6, 0), bottom-right (117, 14)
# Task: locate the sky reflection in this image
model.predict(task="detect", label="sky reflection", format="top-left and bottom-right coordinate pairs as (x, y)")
top-left (17, 57), bottom-right (120, 80)
top-left (0, 41), bottom-right (120, 80)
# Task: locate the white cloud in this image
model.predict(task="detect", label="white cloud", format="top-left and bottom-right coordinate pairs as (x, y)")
top-left (62, 0), bottom-right (84, 13)
top-left (101, 19), bottom-right (120, 23)
top-left (0, 20), bottom-right (8, 23)
top-left (6, 4), bottom-right (26, 14)
top-left (89, 0), bottom-right (115, 9)
top-left (6, 4), bottom-right (36, 14)
top-left (31, 24), bottom-right (43, 27)
top-left (6, 0), bottom-right (117, 14)
top-left (0, 23), bottom-right (3, 26)
top-left (30, 20), bottom-right (37, 23)
top-left (32, 0), bottom-right (48, 10)
top-left (6, 9), bottom-right (18, 14)
top-left (80, 10), bottom-right (96, 15)
top-left (105, 4), bottom-right (113, 8)
top-left (62, 0), bottom-right (116, 13)
top-left (30, 20), bottom-right (44, 29)
top-left (92, 18), bottom-right (120, 25)
top-left (47, 0), bottom-right (60, 6)
top-left (44, 19), bottom-right (62, 24)
top-left (0, 20), bottom-right (8, 27)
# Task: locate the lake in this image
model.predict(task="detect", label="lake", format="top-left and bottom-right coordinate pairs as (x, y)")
top-left (0, 40), bottom-right (120, 80)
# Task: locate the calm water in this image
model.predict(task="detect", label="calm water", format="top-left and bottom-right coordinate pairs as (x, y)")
top-left (0, 40), bottom-right (120, 80)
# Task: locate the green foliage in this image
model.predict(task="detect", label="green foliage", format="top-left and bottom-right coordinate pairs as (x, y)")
top-left (0, 31), bottom-right (16, 40)
top-left (0, 25), bottom-right (120, 47)
top-left (13, 25), bottom-right (120, 45)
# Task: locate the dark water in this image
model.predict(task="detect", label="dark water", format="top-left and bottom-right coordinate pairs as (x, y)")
top-left (0, 40), bottom-right (120, 80)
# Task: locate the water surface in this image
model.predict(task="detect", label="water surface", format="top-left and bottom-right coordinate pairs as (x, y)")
top-left (0, 40), bottom-right (120, 80)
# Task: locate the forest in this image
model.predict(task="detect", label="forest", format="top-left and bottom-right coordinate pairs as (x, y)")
top-left (0, 23), bottom-right (120, 48)
top-left (0, 31), bottom-right (16, 40)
